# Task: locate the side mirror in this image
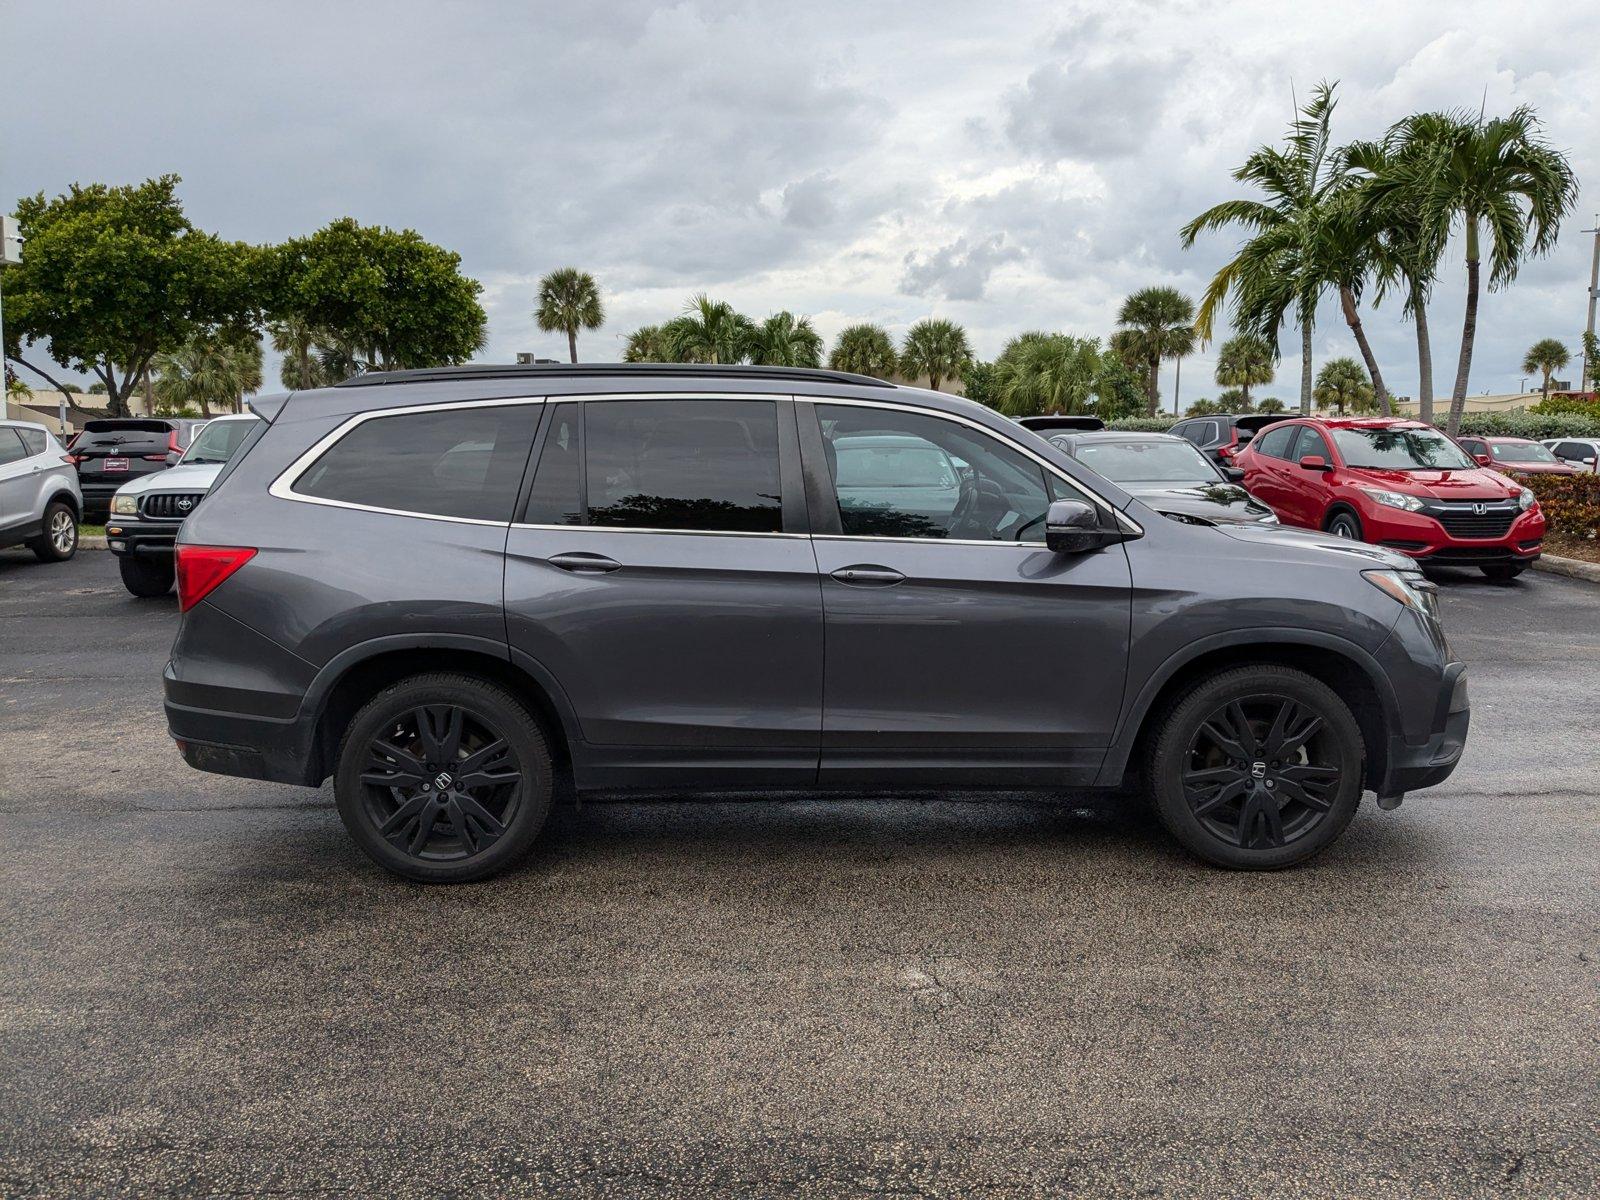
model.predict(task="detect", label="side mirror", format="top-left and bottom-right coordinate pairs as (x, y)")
top-left (1045, 499), bottom-right (1106, 555)
top-left (1221, 465), bottom-right (1245, 482)
top-left (1297, 454), bottom-right (1331, 472)
top-left (1474, 453), bottom-right (1492, 467)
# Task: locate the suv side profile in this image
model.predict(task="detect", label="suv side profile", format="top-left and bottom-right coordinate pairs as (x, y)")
top-left (1170, 413), bottom-right (1290, 468)
top-left (166, 365), bottom-right (1468, 882)
top-left (0, 419), bottom-right (82, 562)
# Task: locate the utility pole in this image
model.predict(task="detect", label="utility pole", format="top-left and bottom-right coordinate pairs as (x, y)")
top-left (0, 215), bottom-right (19, 424)
top-left (1582, 220), bottom-right (1599, 395)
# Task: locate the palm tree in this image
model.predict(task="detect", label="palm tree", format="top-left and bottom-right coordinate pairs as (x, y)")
top-left (1114, 287), bottom-right (1196, 416)
top-left (1214, 334), bottom-right (1276, 406)
top-left (621, 325), bottom-right (670, 363)
top-left (749, 312), bottom-right (823, 368)
top-left (1313, 357), bottom-right (1375, 415)
top-left (1522, 337), bottom-right (1570, 400)
top-left (828, 324), bottom-right (899, 378)
top-left (662, 295), bottom-right (754, 364)
top-left (1315, 185), bottom-right (1396, 415)
top-left (269, 316), bottom-right (323, 390)
top-left (1255, 396), bottom-right (1287, 414)
top-left (1377, 106), bottom-right (1577, 435)
top-left (1181, 81), bottom-right (1351, 415)
top-left (898, 319), bottom-right (972, 392)
top-left (535, 268), bottom-right (605, 363)
top-left (990, 333), bottom-right (1102, 416)
top-left (153, 330), bottom-right (263, 417)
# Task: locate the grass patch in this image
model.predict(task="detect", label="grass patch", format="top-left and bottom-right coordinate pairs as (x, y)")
top-left (79, 524), bottom-right (106, 538)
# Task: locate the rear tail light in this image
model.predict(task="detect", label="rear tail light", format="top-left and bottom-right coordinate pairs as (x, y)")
top-left (62, 455), bottom-right (79, 465)
top-left (175, 545), bottom-right (257, 612)
top-left (143, 431), bottom-right (181, 462)
top-left (1218, 443), bottom-right (1236, 460)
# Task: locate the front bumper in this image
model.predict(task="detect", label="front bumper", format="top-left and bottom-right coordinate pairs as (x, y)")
top-left (1378, 662), bottom-right (1469, 799)
top-left (1367, 503), bottom-right (1545, 567)
top-left (103, 518), bottom-right (181, 557)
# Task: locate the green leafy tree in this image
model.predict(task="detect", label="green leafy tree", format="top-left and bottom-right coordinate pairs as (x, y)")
top-left (1313, 357), bottom-right (1375, 415)
top-left (961, 360), bottom-right (997, 407)
top-left (1375, 106), bottom-right (1577, 434)
top-left (3, 175), bottom-right (258, 417)
top-left (622, 325), bottom-right (670, 363)
top-left (1182, 82), bottom-right (1351, 414)
top-left (1214, 333), bottom-right (1276, 406)
top-left (661, 295), bottom-right (754, 364)
top-left (153, 328), bottom-right (264, 417)
top-left (264, 218), bottom-right (487, 372)
top-left (535, 268), bottom-right (604, 363)
top-left (990, 332), bottom-right (1102, 416)
top-left (1114, 287), bottom-right (1196, 415)
top-left (749, 311), bottom-right (823, 367)
top-left (1584, 331), bottom-right (1600, 391)
top-left (1521, 337), bottom-right (1570, 400)
top-left (828, 323), bottom-right (899, 378)
top-left (898, 319), bottom-right (972, 392)
top-left (1215, 386), bottom-right (1253, 412)
top-left (1184, 397), bottom-right (1228, 417)
top-left (1255, 396), bottom-right (1287, 414)
top-left (1091, 351), bottom-right (1146, 419)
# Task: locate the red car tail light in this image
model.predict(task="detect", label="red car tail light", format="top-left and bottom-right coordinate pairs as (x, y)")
top-left (175, 545), bottom-right (257, 612)
top-left (143, 430), bottom-right (181, 462)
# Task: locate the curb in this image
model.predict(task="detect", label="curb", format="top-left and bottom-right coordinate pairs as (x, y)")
top-left (1531, 553), bottom-right (1600, 584)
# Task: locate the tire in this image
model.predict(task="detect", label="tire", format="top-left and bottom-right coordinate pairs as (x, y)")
top-left (335, 673), bottom-right (553, 883)
top-left (1147, 664), bottom-right (1364, 870)
top-left (1480, 563), bottom-right (1525, 582)
top-left (28, 501), bottom-right (79, 563)
top-left (119, 555), bottom-right (176, 597)
top-left (1325, 510), bottom-right (1364, 542)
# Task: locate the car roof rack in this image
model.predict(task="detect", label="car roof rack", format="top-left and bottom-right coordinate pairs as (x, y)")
top-left (334, 362), bottom-right (898, 389)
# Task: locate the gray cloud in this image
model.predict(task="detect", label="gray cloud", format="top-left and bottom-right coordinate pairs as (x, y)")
top-left (1004, 54), bottom-right (1183, 160)
top-left (901, 234), bottom-right (1023, 302)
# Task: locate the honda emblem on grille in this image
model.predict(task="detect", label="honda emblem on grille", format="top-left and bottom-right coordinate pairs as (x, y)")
top-left (1472, 502), bottom-right (1486, 515)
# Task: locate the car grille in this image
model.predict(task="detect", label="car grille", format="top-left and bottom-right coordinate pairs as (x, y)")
top-left (141, 493), bottom-right (206, 520)
top-left (1433, 504), bottom-right (1516, 540)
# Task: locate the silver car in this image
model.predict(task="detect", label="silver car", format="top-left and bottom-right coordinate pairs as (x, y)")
top-left (0, 419), bottom-right (82, 562)
top-left (1541, 437), bottom-right (1600, 473)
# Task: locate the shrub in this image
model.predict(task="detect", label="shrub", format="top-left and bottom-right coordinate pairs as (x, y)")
top-left (1529, 393), bottom-right (1600, 419)
top-left (1522, 473), bottom-right (1600, 541)
top-left (1455, 412), bottom-right (1600, 439)
top-left (1108, 415), bottom-right (1182, 431)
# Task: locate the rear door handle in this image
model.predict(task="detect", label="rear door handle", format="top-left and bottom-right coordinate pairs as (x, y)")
top-left (830, 564), bottom-right (905, 587)
top-left (548, 552), bottom-right (621, 573)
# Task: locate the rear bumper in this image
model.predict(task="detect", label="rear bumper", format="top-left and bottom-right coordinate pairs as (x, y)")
top-left (104, 518), bottom-right (181, 557)
top-left (165, 664), bottom-right (319, 785)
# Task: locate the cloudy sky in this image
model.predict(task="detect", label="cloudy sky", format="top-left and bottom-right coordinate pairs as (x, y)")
top-left (6, 0), bottom-right (1597, 403)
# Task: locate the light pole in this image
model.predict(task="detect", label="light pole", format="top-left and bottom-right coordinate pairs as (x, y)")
top-left (1581, 220), bottom-right (1599, 395)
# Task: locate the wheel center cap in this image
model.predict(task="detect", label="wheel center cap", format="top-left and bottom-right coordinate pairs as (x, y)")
top-left (1250, 761), bottom-right (1267, 779)
top-left (433, 772), bottom-right (454, 790)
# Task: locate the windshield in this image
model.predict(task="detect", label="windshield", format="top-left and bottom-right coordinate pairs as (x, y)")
top-left (181, 419), bottom-right (256, 464)
top-left (1489, 441), bottom-right (1557, 463)
top-left (1074, 439), bottom-right (1222, 483)
top-left (1329, 427), bottom-right (1474, 471)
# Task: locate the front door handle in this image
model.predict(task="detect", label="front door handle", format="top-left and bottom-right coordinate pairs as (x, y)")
top-left (548, 551), bottom-right (621, 573)
top-left (830, 564), bottom-right (905, 587)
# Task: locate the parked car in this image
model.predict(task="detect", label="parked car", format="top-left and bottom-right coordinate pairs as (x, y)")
top-left (1169, 412), bottom-right (1292, 468)
top-left (67, 417), bottom-right (209, 520)
top-left (106, 414), bottom-right (262, 597)
top-left (166, 364), bottom-right (1468, 881)
top-left (1014, 415), bottom-right (1107, 433)
top-left (1235, 417), bottom-right (1544, 581)
top-left (1454, 435), bottom-right (1578, 477)
top-left (0, 419), bottom-right (82, 562)
top-left (1541, 437), bottom-right (1600, 472)
top-left (1046, 431), bottom-right (1280, 526)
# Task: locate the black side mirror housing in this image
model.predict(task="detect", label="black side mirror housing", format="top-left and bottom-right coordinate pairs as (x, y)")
top-left (1046, 499), bottom-right (1112, 554)
top-left (1221, 465), bottom-right (1245, 482)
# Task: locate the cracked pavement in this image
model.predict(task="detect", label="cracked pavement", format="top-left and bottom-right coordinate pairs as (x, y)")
top-left (2, 550), bottom-right (1597, 1197)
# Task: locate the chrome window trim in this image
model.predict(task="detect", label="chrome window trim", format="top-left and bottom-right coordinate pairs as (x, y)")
top-left (512, 523), bottom-right (806, 540)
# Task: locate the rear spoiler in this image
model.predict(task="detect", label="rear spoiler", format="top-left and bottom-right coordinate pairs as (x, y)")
top-left (247, 392), bottom-right (292, 423)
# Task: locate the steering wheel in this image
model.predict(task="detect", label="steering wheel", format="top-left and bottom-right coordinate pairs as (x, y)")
top-left (948, 477), bottom-right (1007, 539)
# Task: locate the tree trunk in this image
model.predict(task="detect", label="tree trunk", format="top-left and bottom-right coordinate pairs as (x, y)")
top-left (567, 328), bottom-right (578, 364)
top-left (1339, 284), bottom-right (1392, 417)
top-left (1299, 320), bottom-right (1313, 414)
top-left (1146, 357), bottom-right (1160, 417)
top-left (1173, 356), bottom-right (1182, 415)
top-left (1413, 288), bottom-right (1434, 426)
top-left (1540, 369), bottom-right (1551, 400)
top-left (1447, 220), bottom-right (1481, 438)
top-left (1241, 382), bottom-right (1251, 406)
top-left (104, 364), bottom-right (131, 419)
top-left (929, 372), bottom-right (942, 393)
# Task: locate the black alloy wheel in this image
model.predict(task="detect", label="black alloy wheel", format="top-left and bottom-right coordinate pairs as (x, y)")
top-left (1326, 511), bottom-right (1363, 541)
top-left (1149, 665), bottom-right (1363, 869)
top-left (336, 673), bottom-right (553, 882)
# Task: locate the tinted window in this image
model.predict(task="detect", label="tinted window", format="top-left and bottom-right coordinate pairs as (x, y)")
top-left (17, 427), bottom-right (48, 456)
top-left (181, 419), bottom-right (257, 464)
top-left (0, 429), bottom-right (28, 466)
top-left (1254, 425), bottom-right (1299, 460)
top-left (584, 399), bottom-right (782, 533)
top-left (294, 404), bottom-right (537, 521)
top-left (818, 405), bottom-right (1062, 542)
top-left (523, 403), bottom-right (583, 525)
top-left (1292, 427), bottom-right (1331, 460)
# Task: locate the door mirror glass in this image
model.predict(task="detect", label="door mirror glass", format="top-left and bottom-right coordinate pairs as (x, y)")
top-left (1297, 454), bottom-right (1330, 471)
top-left (1045, 499), bottom-right (1104, 554)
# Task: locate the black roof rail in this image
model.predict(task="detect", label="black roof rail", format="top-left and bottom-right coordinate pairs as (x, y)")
top-left (333, 362), bottom-right (898, 389)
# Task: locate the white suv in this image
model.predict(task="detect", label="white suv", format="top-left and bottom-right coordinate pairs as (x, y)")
top-left (0, 419), bottom-right (82, 563)
top-left (1541, 437), bottom-right (1600, 473)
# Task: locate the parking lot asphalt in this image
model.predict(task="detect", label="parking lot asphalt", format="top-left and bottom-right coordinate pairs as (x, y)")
top-left (2, 549), bottom-right (1597, 1197)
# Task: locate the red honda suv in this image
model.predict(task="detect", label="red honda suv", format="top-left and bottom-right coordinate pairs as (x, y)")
top-left (1235, 417), bottom-right (1545, 581)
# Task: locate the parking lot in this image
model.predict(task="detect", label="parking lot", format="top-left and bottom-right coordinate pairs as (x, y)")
top-left (2, 548), bottom-right (1597, 1196)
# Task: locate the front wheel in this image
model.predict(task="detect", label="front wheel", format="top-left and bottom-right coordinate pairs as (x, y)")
top-left (29, 502), bottom-right (79, 562)
top-left (1325, 510), bottom-right (1364, 542)
top-left (335, 673), bottom-right (553, 883)
top-left (1480, 563), bottom-right (1525, 582)
top-left (1147, 665), bottom-right (1364, 870)
top-left (118, 555), bottom-right (176, 597)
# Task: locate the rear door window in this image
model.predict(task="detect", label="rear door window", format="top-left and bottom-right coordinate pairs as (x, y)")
top-left (291, 404), bottom-right (538, 522)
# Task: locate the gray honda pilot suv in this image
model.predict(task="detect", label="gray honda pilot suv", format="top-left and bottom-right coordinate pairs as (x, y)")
top-left (164, 364), bottom-right (1468, 881)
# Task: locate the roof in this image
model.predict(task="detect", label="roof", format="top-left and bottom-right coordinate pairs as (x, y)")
top-left (333, 362), bottom-right (896, 390)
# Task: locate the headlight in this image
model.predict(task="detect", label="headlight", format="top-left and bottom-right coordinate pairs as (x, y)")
top-left (1363, 569), bottom-right (1441, 624)
top-left (1517, 487), bottom-right (1535, 511)
top-left (1354, 484), bottom-right (1425, 512)
top-left (111, 494), bottom-right (139, 515)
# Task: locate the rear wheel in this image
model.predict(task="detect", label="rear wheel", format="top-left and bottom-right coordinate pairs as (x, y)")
top-left (1325, 510), bottom-right (1364, 542)
top-left (1147, 665), bottom-right (1364, 870)
top-left (118, 555), bottom-right (175, 597)
top-left (28, 502), bottom-right (78, 563)
top-left (335, 673), bottom-right (553, 883)
top-left (1480, 563), bottom-right (1525, 582)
